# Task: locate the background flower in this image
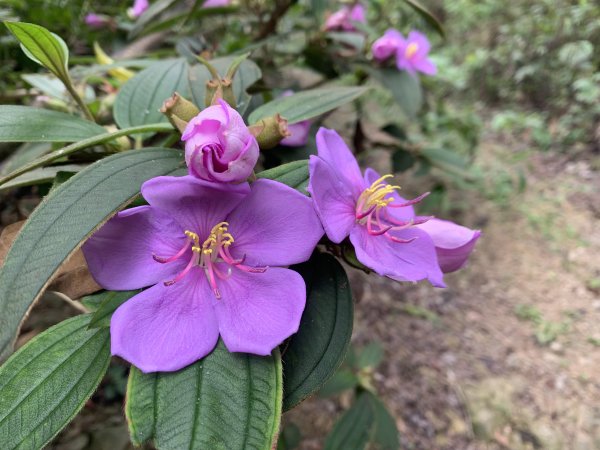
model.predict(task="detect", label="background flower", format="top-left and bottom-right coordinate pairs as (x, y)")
top-left (324, 3), bottom-right (365, 32)
top-left (395, 30), bottom-right (437, 76)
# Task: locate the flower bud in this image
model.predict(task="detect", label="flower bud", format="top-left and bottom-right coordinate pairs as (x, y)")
top-left (249, 114), bottom-right (291, 150)
top-left (181, 100), bottom-right (259, 182)
top-left (160, 92), bottom-right (200, 133)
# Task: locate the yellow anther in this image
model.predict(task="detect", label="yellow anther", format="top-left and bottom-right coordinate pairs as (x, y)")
top-left (356, 173), bottom-right (402, 216)
top-left (191, 246), bottom-right (201, 253)
top-left (405, 43), bottom-right (419, 58)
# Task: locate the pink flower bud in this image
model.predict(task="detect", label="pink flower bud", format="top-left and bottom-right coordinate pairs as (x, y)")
top-left (129, 0), bottom-right (149, 18)
top-left (181, 100), bottom-right (259, 183)
top-left (372, 29), bottom-right (403, 62)
top-left (85, 13), bottom-right (110, 29)
top-left (202, 0), bottom-right (231, 7)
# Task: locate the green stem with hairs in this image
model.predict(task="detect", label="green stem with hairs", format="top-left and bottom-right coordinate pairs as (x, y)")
top-left (0, 123), bottom-right (175, 187)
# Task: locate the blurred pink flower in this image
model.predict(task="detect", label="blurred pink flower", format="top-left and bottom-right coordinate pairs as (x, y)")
top-left (395, 30), bottom-right (437, 76)
top-left (202, 0), bottom-right (231, 7)
top-left (324, 3), bottom-right (366, 32)
top-left (279, 91), bottom-right (311, 147)
top-left (129, 0), bottom-right (149, 18)
top-left (85, 13), bottom-right (110, 29)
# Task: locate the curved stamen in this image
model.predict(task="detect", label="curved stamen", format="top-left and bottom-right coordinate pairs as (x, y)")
top-left (387, 191), bottom-right (430, 208)
top-left (164, 248), bottom-right (200, 286)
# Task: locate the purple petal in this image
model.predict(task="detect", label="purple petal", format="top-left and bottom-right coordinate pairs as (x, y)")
top-left (281, 120), bottom-right (311, 147)
top-left (350, 225), bottom-right (445, 287)
top-left (203, 0), bottom-right (230, 7)
top-left (372, 29), bottom-right (405, 61)
top-left (141, 175), bottom-right (249, 238)
top-left (130, 0), bottom-right (149, 17)
top-left (214, 268), bottom-right (306, 355)
top-left (308, 156), bottom-right (357, 244)
top-left (407, 30), bottom-right (431, 55)
top-left (110, 269), bottom-right (219, 373)
top-left (363, 167), bottom-right (415, 222)
top-left (316, 127), bottom-right (364, 195)
top-left (349, 3), bottom-right (366, 24)
top-left (413, 57), bottom-right (437, 75)
top-left (416, 219), bottom-right (480, 273)
top-left (83, 206), bottom-right (187, 290)
top-left (227, 179), bottom-right (323, 266)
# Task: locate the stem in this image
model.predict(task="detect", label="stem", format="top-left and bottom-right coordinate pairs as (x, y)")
top-left (64, 77), bottom-right (96, 122)
top-left (0, 123), bottom-right (175, 187)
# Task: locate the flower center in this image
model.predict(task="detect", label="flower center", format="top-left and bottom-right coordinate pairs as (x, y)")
top-left (355, 174), bottom-right (430, 244)
top-left (152, 222), bottom-right (267, 299)
top-left (405, 42), bottom-right (419, 58)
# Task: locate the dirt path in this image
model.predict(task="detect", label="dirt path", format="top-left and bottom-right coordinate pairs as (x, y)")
top-left (286, 131), bottom-right (600, 449)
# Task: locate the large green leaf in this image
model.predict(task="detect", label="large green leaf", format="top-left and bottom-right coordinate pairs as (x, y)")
top-left (404, 0), bottom-right (445, 38)
top-left (0, 148), bottom-right (183, 361)
top-left (248, 86), bottom-right (368, 125)
top-left (257, 160), bottom-right (309, 194)
top-left (114, 59), bottom-right (190, 129)
top-left (324, 391), bottom-right (399, 450)
top-left (187, 57), bottom-right (262, 114)
top-left (0, 106), bottom-right (106, 143)
top-left (371, 68), bottom-right (422, 118)
top-left (283, 253), bottom-right (353, 410)
top-left (0, 315), bottom-right (110, 449)
top-left (126, 341), bottom-right (282, 449)
top-left (0, 142), bottom-right (51, 176)
top-left (4, 22), bottom-right (69, 81)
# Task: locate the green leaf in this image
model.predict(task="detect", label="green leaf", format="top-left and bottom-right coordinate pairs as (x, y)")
top-left (0, 123), bottom-right (175, 187)
top-left (324, 391), bottom-right (399, 450)
top-left (0, 163), bottom-right (87, 192)
top-left (22, 74), bottom-right (95, 103)
top-left (318, 369), bottom-right (360, 397)
top-left (5, 21), bottom-right (69, 81)
top-left (88, 290), bottom-right (141, 329)
top-left (356, 342), bottom-right (384, 369)
top-left (370, 392), bottom-right (400, 450)
top-left (114, 59), bottom-right (190, 129)
top-left (0, 142), bottom-right (51, 176)
top-left (248, 86), bottom-right (368, 125)
top-left (403, 0), bottom-right (445, 38)
top-left (371, 68), bottom-right (422, 118)
top-left (256, 160), bottom-right (309, 194)
top-left (188, 57), bottom-right (262, 114)
top-left (283, 253), bottom-right (354, 411)
top-left (0, 315), bottom-right (110, 449)
top-left (126, 341), bottom-right (282, 449)
top-left (420, 147), bottom-right (477, 181)
top-left (0, 106), bottom-right (106, 143)
top-left (324, 392), bottom-right (375, 450)
top-left (0, 148), bottom-right (183, 361)
top-left (128, 0), bottom-right (180, 38)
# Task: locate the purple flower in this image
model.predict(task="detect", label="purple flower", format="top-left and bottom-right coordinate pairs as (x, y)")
top-left (324, 3), bottom-right (366, 32)
top-left (83, 176), bottom-right (324, 372)
top-left (85, 13), bottom-right (110, 29)
top-left (308, 128), bottom-right (479, 287)
top-left (371, 29), bottom-right (403, 62)
top-left (129, 0), bottom-right (149, 18)
top-left (181, 100), bottom-right (259, 183)
top-left (279, 90), bottom-right (311, 147)
top-left (202, 0), bottom-right (230, 7)
top-left (395, 30), bottom-right (437, 76)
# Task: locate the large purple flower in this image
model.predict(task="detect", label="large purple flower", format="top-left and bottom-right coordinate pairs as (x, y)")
top-left (308, 128), bottom-right (479, 287)
top-left (83, 176), bottom-right (323, 373)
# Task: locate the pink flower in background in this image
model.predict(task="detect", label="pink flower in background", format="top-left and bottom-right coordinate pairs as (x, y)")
top-left (308, 128), bottom-right (479, 286)
top-left (84, 13), bottom-right (110, 29)
top-left (202, 0), bottom-right (230, 7)
top-left (83, 176), bottom-right (324, 372)
top-left (371, 29), bottom-right (403, 62)
top-left (279, 90), bottom-right (311, 147)
top-left (129, 0), bottom-right (149, 18)
top-left (181, 100), bottom-right (259, 183)
top-left (324, 3), bottom-right (366, 32)
top-left (395, 30), bottom-right (437, 76)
